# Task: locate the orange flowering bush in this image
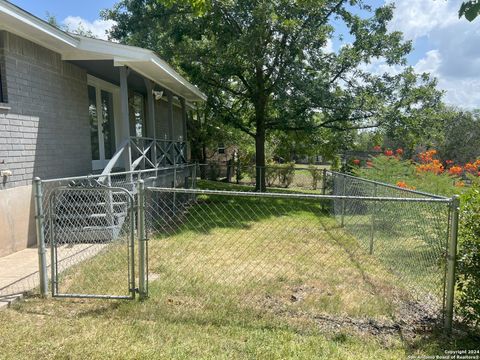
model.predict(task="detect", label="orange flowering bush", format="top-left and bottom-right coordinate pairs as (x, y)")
top-left (418, 149), bottom-right (438, 164)
top-left (449, 166), bottom-right (463, 176)
top-left (384, 149), bottom-right (394, 157)
top-left (352, 159), bottom-right (361, 166)
top-left (416, 159), bottom-right (444, 175)
top-left (416, 150), bottom-right (445, 174)
top-left (396, 181), bottom-right (416, 190)
top-left (395, 148), bottom-right (404, 157)
top-left (464, 162), bottom-right (478, 174)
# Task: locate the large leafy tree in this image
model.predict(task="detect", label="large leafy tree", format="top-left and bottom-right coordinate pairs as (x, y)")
top-left (104, 0), bottom-right (441, 190)
top-left (459, 0), bottom-right (480, 21)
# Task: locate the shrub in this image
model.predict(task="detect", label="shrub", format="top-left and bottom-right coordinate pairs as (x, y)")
top-left (354, 155), bottom-right (415, 184)
top-left (308, 165), bottom-right (323, 190)
top-left (264, 164), bottom-right (278, 187)
top-left (457, 184), bottom-right (480, 328)
top-left (330, 155), bottom-right (341, 171)
top-left (207, 162), bottom-right (221, 181)
top-left (276, 162), bottom-right (295, 188)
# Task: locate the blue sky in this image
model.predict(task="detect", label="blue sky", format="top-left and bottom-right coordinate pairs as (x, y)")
top-left (11, 0), bottom-right (116, 22)
top-left (10, 0), bottom-right (480, 109)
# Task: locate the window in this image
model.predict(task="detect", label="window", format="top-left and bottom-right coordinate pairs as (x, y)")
top-left (0, 70), bottom-right (5, 103)
top-left (129, 92), bottom-right (146, 137)
top-left (218, 143), bottom-right (225, 154)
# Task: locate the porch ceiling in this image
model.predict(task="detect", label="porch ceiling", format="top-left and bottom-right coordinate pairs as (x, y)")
top-left (69, 60), bottom-right (148, 95)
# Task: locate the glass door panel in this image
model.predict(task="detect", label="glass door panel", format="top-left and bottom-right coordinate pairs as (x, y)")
top-left (88, 77), bottom-right (119, 171)
top-left (101, 90), bottom-right (116, 159)
top-left (88, 85), bottom-right (100, 161)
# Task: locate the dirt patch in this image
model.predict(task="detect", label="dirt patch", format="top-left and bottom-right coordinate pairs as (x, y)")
top-left (254, 283), bottom-right (441, 343)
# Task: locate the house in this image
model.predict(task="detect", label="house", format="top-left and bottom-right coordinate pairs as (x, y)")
top-left (0, 0), bottom-right (206, 257)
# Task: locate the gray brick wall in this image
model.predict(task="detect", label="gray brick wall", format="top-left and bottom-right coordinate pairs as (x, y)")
top-left (0, 31), bottom-right (91, 189)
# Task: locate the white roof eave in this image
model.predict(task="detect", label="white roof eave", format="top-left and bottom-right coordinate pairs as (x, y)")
top-left (65, 36), bottom-right (206, 102)
top-left (0, 0), bottom-right (206, 102)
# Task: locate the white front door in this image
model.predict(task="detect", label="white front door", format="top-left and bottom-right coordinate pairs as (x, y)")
top-left (88, 76), bottom-right (121, 171)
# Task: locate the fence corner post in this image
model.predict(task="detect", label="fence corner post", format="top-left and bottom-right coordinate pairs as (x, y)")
top-left (137, 179), bottom-right (147, 300)
top-left (369, 183), bottom-right (377, 255)
top-left (444, 195), bottom-right (460, 333)
top-left (34, 177), bottom-right (48, 297)
top-left (340, 174), bottom-right (346, 227)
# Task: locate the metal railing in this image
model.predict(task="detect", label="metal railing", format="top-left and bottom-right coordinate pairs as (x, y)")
top-left (102, 137), bottom-right (188, 178)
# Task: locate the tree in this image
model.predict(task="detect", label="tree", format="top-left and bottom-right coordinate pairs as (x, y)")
top-left (436, 108), bottom-right (480, 164)
top-left (104, 0), bottom-right (441, 191)
top-left (45, 12), bottom-right (97, 38)
top-left (459, 1), bottom-right (480, 21)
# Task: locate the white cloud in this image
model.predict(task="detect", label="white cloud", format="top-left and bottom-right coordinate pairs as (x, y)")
top-left (322, 38), bottom-right (334, 53)
top-left (414, 50), bottom-right (480, 108)
top-left (62, 16), bottom-right (116, 40)
top-left (360, 56), bottom-right (403, 76)
top-left (388, 0), bottom-right (480, 109)
top-left (414, 49), bottom-right (441, 74)
top-left (388, 0), bottom-right (459, 41)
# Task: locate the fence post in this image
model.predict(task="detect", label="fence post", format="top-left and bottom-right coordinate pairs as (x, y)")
top-left (172, 166), bottom-right (177, 215)
top-left (341, 174), bottom-right (346, 227)
top-left (137, 180), bottom-right (147, 300)
top-left (444, 195), bottom-right (460, 333)
top-left (321, 168), bottom-right (327, 211)
top-left (369, 183), bottom-right (377, 255)
top-left (322, 168), bottom-right (327, 195)
top-left (33, 177), bottom-right (48, 297)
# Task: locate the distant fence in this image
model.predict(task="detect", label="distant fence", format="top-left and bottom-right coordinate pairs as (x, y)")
top-left (197, 163), bottom-right (326, 190)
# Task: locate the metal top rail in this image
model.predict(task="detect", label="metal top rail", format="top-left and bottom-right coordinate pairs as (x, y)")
top-left (41, 164), bottom-right (195, 184)
top-left (327, 170), bottom-right (450, 200)
top-left (146, 186), bottom-right (453, 204)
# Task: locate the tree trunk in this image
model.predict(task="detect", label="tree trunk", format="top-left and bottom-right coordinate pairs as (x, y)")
top-left (253, 68), bottom-right (268, 192)
top-left (255, 128), bottom-right (266, 191)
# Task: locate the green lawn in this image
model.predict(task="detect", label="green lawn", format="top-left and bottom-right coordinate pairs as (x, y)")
top-left (0, 181), bottom-right (478, 359)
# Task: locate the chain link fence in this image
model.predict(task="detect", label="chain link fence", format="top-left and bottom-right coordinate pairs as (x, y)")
top-left (143, 177), bottom-right (458, 330)
top-left (0, 165), bottom-right (196, 299)
top-left (1, 164), bottom-right (460, 332)
top-left (197, 163), bottom-right (325, 191)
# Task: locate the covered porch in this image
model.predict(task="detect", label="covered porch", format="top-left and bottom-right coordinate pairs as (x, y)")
top-left (65, 36), bottom-right (206, 177)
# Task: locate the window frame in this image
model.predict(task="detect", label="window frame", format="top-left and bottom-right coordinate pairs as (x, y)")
top-left (218, 143), bottom-right (226, 154)
top-left (0, 68), bottom-right (5, 103)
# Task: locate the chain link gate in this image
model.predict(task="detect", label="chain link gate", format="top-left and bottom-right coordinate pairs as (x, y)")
top-left (48, 185), bottom-right (136, 299)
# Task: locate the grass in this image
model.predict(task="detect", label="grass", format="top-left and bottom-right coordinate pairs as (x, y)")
top-left (0, 181), bottom-right (478, 359)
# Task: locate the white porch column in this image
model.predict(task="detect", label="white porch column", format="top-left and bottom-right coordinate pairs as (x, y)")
top-left (166, 90), bottom-right (174, 165)
top-left (180, 97), bottom-right (188, 163)
top-left (144, 79), bottom-right (157, 167)
top-left (119, 66), bottom-right (132, 172)
top-left (180, 97), bottom-right (187, 142)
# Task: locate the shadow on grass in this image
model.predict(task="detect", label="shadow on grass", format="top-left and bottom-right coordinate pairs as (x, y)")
top-left (147, 180), bottom-right (332, 237)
